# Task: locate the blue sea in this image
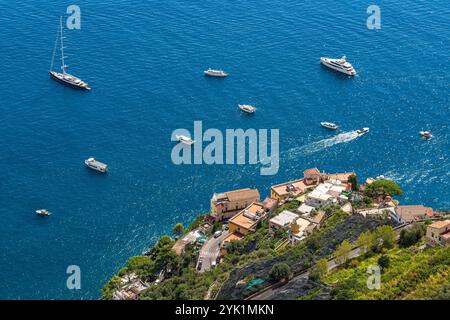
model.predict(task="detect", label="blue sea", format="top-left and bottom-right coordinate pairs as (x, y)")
top-left (0, 0), bottom-right (448, 299)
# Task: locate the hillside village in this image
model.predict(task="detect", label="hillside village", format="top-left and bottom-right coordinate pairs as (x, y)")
top-left (102, 168), bottom-right (450, 300)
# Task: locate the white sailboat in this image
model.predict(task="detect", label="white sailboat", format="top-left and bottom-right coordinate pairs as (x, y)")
top-left (49, 17), bottom-right (90, 90)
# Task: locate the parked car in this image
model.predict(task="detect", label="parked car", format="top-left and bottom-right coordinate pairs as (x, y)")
top-left (211, 261), bottom-right (216, 268)
top-left (197, 257), bottom-right (203, 270)
top-left (214, 230), bottom-right (223, 238)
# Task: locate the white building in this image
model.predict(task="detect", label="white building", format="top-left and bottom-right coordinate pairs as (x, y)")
top-left (305, 181), bottom-right (345, 208)
top-left (297, 203), bottom-right (315, 216)
top-left (269, 210), bottom-right (299, 233)
top-left (289, 216), bottom-right (312, 243)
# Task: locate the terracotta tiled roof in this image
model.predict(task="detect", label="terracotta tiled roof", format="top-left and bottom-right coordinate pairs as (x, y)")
top-left (441, 231), bottom-right (450, 239)
top-left (429, 220), bottom-right (450, 229)
top-left (396, 205), bottom-right (434, 221)
top-left (229, 202), bottom-right (265, 230)
top-left (225, 188), bottom-right (260, 202)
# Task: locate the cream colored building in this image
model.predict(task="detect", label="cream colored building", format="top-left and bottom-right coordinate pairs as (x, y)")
top-left (426, 220), bottom-right (450, 247)
top-left (228, 202), bottom-right (266, 236)
top-left (210, 188), bottom-right (260, 221)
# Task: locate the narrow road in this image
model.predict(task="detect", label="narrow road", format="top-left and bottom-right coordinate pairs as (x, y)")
top-left (197, 231), bottom-right (228, 272)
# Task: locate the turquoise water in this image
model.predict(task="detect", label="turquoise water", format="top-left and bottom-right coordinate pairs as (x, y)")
top-left (0, 1), bottom-right (448, 299)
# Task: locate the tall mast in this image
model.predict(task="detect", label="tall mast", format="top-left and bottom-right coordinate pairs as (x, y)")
top-left (59, 16), bottom-right (68, 74)
top-left (49, 21), bottom-right (59, 71)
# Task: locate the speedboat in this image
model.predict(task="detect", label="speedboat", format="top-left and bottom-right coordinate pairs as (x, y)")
top-left (175, 135), bottom-right (195, 145)
top-left (321, 122), bottom-right (338, 130)
top-left (238, 104), bottom-right (256, 114)
top-left (204, 69), bottom-right (228, 77)
top-left (419, 131), bottom-right (433, 139)
top-left (36, 209), bottom-right (50, 216)
top-left (356, 127), bottom-right (370, 135)
top-left (320, 56), bottom-right (357, 76)
top-left (85, 158), bottom-right (108, 173)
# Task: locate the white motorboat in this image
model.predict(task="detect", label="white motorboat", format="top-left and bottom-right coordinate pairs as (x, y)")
top-left (320, 56), bottom-right (357, 76)
top-left (85, 158), bottom-right (108, 173)
top-left (356, 127), bottom-right (370, 135)
top-left (175, 134), bottom-right (195, 145)
top-left (320, 122), bottom-right (338, 130)
top-left (36, 209), bottom-right (50, 216)
top-left (204, 68), bottom-right (228, 77)
top-left (238, 104), bottom-right (256, 114)
top-left (419, 131), bottom-right (433, 139)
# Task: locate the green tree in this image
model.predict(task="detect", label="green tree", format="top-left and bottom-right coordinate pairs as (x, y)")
top-left (269, 263), bottom-right (291, 281)
top-left (374, 225), bottom-right (396, 251)
top-left (306, 235), bottom-right (321, 252)
top-left (364, 180), bottom-right (403, 198)
top-left (310, 258), bottom-right (329, 280)
top-left (101, 275), bottom-right (122, 300)
top-left (172, 223), bottom-right (185, 238)
top-left (127, 256), bottom-right (156, 279)
top-left (335, 240), bottom-right (352, 265)
top-left (356, 231), bottom-right (374, 256)
top-left (398, 225), bottom-right (425, 248)
top-left (348, 174), bottom-right (358, 191)
top-left (378, 255), bottom-right (390, 271)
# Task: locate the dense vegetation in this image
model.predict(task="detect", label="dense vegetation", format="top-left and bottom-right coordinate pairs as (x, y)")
top-left (324, 245), bottom-right (450, 300)
top-left (364, 179), bottom-right (403, 198)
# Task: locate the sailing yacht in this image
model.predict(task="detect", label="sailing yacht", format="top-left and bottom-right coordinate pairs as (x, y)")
top-left (49, 17), bottom-right (91, 90)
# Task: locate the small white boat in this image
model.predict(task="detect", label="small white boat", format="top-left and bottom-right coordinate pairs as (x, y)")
top-left (85, 158), bottom-right (108, 173)
top-left (356, 127), bottom-right (370, 135)
top-left (175, 134), bottom-right (195, 145)
top-left (321, 122), bottom-right (338, 130)
top-left (204, 68), bottom-right (228, 77)
top-left (36, 209), bottom-right (50, 216)
top-left (238, 104), bottom-right (256, 114)
top-left (419, 131), bottom-right (433, 139)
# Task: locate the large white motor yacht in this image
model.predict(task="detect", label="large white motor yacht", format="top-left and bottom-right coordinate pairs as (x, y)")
top-left (320, 56), bottom-right (357, 76)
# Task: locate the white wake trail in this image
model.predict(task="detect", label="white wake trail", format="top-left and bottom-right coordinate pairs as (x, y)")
top-left (286, 131), bottom-right (360, 158)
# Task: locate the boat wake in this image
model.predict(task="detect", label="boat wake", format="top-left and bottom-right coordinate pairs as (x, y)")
top-left (286, 131), bottom-right (360, 158)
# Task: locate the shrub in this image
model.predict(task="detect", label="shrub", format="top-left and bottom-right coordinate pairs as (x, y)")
top-left (269, 263), bottom-right (291, 282)
top-left (378, 255), bottom-right (390, 271)
top-left (398, 225), bottom-right (425, 248)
